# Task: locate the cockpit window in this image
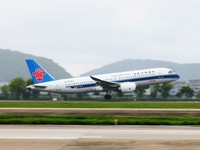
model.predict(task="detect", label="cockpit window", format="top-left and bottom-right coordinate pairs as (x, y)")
top-left (168, 70), bottom-right (173, 74)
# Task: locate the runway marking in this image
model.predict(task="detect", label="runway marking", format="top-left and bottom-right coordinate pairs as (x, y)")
top-left (82, 136), bottom-right (102, 139)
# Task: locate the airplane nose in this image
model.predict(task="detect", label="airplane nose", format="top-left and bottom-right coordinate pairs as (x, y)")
top-left (175, 74), bottom-right (180, 79)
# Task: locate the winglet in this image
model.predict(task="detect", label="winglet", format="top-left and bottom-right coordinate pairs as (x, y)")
top-left (26, 59), bottom-right (55, 84)
top-left (90, 76), bottom-right (97, 81)
top-left (90, 76), bottom-right (103, 83)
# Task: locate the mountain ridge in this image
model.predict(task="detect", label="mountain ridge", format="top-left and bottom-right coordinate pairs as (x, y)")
top-left (81, 59), bottom-right (199, 80)
top-left (0, 49), bottom-right (72, 83)
top-left (0, 48), bottom-right (199, 82)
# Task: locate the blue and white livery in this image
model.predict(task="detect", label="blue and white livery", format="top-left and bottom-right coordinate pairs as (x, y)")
top-left (26, 59), bottom-right (180, 99)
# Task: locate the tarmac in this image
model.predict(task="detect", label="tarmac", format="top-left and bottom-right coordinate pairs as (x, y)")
top-left (0, 125), bottom-right (200, 150)
top-left (0, 108), bottom-right (200, 149)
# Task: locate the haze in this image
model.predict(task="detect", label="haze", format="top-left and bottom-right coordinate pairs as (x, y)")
top-left (0, 0), bottom-right (199, 76)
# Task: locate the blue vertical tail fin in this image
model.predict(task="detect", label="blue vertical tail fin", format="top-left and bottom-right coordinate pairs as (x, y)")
top-left (26, 59), bottom-right (55, 84)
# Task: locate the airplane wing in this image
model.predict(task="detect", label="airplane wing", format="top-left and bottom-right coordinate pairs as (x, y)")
top-left (90, 76), bottom-right (120, 90)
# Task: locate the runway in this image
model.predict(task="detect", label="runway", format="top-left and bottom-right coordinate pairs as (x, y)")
top-left (0, 125), bottom-right (200, 140)
top-left (0, 125), bottom-right (200, 150)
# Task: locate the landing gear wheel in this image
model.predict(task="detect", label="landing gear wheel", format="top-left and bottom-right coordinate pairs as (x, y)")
top-left (104, 94), bottom-right (112, 99)
top-left (158, 84), bottom-right (163, 93)
top-left (158, 89), bottom-right (163, 93)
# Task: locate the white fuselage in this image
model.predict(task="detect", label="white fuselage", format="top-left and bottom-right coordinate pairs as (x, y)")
top-left (27, 68), bottom-right (180, 94)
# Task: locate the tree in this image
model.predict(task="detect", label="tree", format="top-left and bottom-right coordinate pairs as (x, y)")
top-left (135, 86), bottom-right (149, 99)
top-left (26, 78), bottom-right (40, 99)
top-left (161, 83), bottom-right (173, 99)
top-left (61, 94), bottom-right (68, 100)
top-left (9, 77), bottom-right (26, 99)
top-left (196, 91), bottom-right (200, 98)
top-left (150, 85), bottom-right (158, 99)
top-left (179, 86), bottom-right (194, 98)
top-left (77, 93), bottom-right (83, 99)
top-left (117, 91), bottom-right (124, 98)
top-left (176, 91), bottom-right (182, 98)
top-left (150, 84), bottom-right (172, 99)
top-left (94, 91), bottom-right (100, 97)
top-left (26, 78), bottom-right (34, 86)
top-left (0, 85), bottom-right (10, 99)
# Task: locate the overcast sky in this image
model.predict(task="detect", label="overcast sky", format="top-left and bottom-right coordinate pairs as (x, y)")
top-left (0, 0), bottom-right (200, 76)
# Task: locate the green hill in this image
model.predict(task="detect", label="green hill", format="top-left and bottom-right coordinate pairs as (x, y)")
top-left (0, 49), bottom-right (72, 82)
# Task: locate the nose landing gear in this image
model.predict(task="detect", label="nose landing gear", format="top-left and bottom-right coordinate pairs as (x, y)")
top-left (104, 94), bottom-right (112, 99)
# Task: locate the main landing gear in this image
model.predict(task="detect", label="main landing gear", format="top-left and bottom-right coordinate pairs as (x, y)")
top-left (104, 94), bottom-right (112, 99)
top-left (158, 84), bottom-right (163, 93)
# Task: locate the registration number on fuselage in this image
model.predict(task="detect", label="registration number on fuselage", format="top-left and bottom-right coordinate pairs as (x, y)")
top-left (149, 80), bottom-right (156, 84)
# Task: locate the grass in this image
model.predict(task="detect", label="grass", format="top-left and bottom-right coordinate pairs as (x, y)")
top-left (0, 101), bottom-right (200, 108)
top-left (0, 114), bottom-right (200, 125)
top-left (1, 101), bottom-right (199, 125)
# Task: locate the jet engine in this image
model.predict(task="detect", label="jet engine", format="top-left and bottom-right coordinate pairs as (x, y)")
top-left (119, 82), bottom-right (136, 93)
top-left (94, 86), bottom-right (103, 92)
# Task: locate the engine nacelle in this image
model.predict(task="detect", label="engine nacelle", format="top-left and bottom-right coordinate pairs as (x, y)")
top-left (119, 82), bottom-right (136, 93)
top-left (94, 86), bottom-right (103, 92)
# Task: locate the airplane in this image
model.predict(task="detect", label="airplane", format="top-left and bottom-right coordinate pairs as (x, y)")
top-left (26, 59), bottom-right (180, 99)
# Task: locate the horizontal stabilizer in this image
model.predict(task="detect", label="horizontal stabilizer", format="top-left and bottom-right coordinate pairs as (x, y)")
top-left (33, 85), bottom-right (47, 89)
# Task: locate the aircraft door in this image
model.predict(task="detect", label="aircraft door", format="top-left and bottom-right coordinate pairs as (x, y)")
top-left (158, 69), bottom-right (164, 79)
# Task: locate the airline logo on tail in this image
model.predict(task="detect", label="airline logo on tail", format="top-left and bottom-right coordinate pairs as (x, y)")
top-left (26, 59), bottom-right (55, 84)
top-left (32, 68), bottom-right (46, 82)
